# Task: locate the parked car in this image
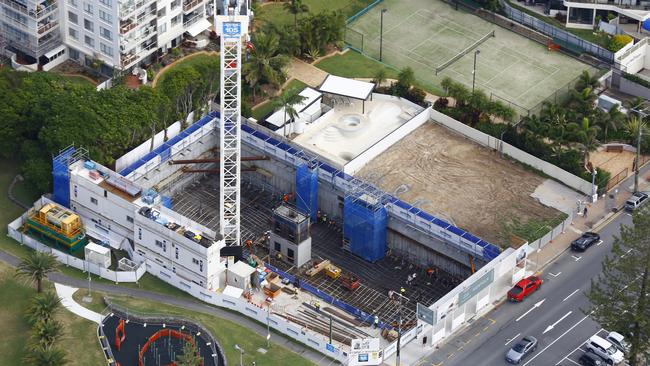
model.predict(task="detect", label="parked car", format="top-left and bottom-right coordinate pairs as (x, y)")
top-left (625, 192), bottom-right (649, 211)
top-left (579, 351), bottom-right (603, 366)
top-left (505, 335), bottom-right (538, 364)
top-left (571, 232), bottom-right (601, 251)
top-left (606, 331), bottom-right (630, 355)
top-left (586, 335), bottom-right (624, 365)
top-left (507, 276), bottom-right (543, 302)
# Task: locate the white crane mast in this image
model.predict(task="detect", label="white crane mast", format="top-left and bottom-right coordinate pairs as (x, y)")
top-left (214, 0), bottom-right (249, 246)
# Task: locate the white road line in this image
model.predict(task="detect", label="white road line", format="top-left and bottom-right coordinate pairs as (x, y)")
top-left (524, 313), bottom-right (592, 365)
top-left (565, 358), bottom-right (581, 366)
top-left (596, 240), bottom-right (604, 246)
top-left (505, 333), bottom-right (521, 346)
top-left (563, 289), bottom-right (580, 302)
top-left (549, 272), bottom-right (562, 277)
top-left (554, 329), bottom-right (602, 366)
top-left (516, 299), bottom-right (546, 322)
top-left (572, 255), bottom-right (582, 262)
top-left (544, 311), bottom-right (573, 334)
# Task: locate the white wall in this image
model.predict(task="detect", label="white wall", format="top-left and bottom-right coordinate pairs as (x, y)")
top-left (431, 110), bottom-right (595, 195)
top-left (344, 105), bottom-right (431, 175)
top-left (115, 121), bottom-right (182, 172)
top-left (615, 38), bottom-right (648, 74)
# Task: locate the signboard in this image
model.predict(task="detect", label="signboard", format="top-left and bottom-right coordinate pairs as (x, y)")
top-left (416, 303), bottom-right (435, 325)
top-left (326, 343), bottom-right (335, 353)
top-left (222, 22), bottom-right (241, 38)
top-left (349, 338), bottom-right (382, 365)
top-left (458, 268), bottom-right (494, 306)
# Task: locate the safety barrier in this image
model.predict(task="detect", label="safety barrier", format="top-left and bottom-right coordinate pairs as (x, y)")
top-left (346, 0), bottom-right (384, 24)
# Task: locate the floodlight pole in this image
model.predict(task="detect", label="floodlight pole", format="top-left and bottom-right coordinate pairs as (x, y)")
top-left (379, 9), bottom-right (387, 62)
top-left (472, 49), bottom-right (480, 93)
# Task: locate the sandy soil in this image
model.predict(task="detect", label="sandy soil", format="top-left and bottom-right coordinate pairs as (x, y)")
top-left (590, 150), bottom-right (638, 178)
top-left (356, 122), bottom-right (560, 246)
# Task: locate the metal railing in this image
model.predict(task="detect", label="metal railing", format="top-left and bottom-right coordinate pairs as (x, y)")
top-left (564, 0), bottom-right (650, 9)
top-left (0, 0), bottom-right (58, 19)
top-left (182, 0), bottom-right (201, 12)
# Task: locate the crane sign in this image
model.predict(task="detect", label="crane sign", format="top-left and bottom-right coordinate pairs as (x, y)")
top-left (214, 0), bottom-right (250, 246)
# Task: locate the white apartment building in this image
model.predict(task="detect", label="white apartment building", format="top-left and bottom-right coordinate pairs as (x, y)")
top-left (1, 0), bottom-right (215, 73)
top-left (68, 158), bottom-right (225, 289)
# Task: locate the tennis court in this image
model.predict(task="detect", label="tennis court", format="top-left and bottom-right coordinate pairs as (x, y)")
top-left (347, 0), bottom-right (596, 113)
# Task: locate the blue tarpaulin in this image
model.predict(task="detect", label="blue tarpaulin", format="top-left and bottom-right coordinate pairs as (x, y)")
top-left (343, 196), bottom-right (388, 262)
top-left (295, 164), bottom-right (318, 222)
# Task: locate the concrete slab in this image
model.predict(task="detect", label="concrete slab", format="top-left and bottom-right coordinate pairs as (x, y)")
top-left (531, 179), bottom-right (585, 215)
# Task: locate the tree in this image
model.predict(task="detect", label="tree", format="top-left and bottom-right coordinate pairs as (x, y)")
top-left (16, 251), bottom-right (60, 293)
top-left (625, 116), bottom-right (649, 146)
top-left (283, 0), bottom-right (309, 26)
top-left (31, 319), bottom-right (64, 347)
top-left (395, 66), bottom-right (415, 96)
top-left (175, 339), bottom-right (203, 366)
top-left (372, 69), bottom-right (387, 88)
top-left (23, 344), bottom-right (67, 366)
top-left (586, 210), bottom-right (650, 366)
top-left (272, 87), bottom-right (306, 137)
top-left (25, 291), bottom-right (62, 326)
top-left (595, 105), bottom-right (625, 141)
top-left (575, 71), bottom-right (599, 92)
top-left (243, 31), bottom-right (290, 99)
top-left (568, 117), bottom-right (600, 161)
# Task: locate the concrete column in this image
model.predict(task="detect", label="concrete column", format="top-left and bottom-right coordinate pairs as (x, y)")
top-left (566, 6), bottom-right (570, 25)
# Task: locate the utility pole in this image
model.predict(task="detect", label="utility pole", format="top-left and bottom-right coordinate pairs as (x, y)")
top-left (472, 49), bottom-right (481, 93)
top-left (379, 9), bottom-right (387, 62)
top-left (266, 305), bottom-right (271, 348)
top-left (390, 288), bottom-right (409, 366)
top-left (630, 106), bottom-right (647, 193)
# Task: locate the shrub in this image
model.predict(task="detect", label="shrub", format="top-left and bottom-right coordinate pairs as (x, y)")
top-left (405, 87), bottom-right (426, 106)
top-left (433, 97), bottom-right (449, 110)
top-left (608, 34), bottom-right (632, 52)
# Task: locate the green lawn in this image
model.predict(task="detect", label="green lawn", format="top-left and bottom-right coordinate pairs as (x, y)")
top-left (0, 260), bottom-right (105, 366)
top-left (256, 0), bottom-right (374, 27)
top-left (252, 78), bottom-right (308, 121)
top-left (103, 294), bottom-right (316, 366)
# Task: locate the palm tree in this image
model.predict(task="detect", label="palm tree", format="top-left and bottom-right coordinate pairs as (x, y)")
top-left (596, 105), bottom-right (625, 141)
top-left (16, 251), bottom-right (60, 293)
top-left (625, 116), bottom-right (649, 145)
top-left (32, 319), bottom-right (64, 347)
top-left (23, 344), bottom-right (67, 366)
top-left (568, 117), bottom-right (600, 162)
top-left (372, 69), bottom-right (387, 88)
top-left (272, 87), bottom-right (307, 137)
top-left (283, 0), bottom-right (309, 26)
top-left (243, 32), bottom-right (290, 99)
top-left (624, 96), bottom-right (645, 116)
top-left (26, 291), bottom-right (62, 326)
top-left (575, 70), bottom-right (599, 91)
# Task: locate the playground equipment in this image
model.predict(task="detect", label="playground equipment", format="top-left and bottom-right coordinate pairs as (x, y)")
top-left (24, 203), bottom-right (88, 252)
top-left (138, 329), bottom-right (197, 366)
top-left (115, 319), bottom-right (125, 351)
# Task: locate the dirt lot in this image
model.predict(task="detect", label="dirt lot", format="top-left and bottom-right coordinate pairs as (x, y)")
top-left (590, 149), bottom-right (638, 179)
top-left (356, 122), bottom-right (560, 246)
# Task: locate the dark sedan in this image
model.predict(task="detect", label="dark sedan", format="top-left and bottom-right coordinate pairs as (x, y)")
top-left (571, 232), bottom-right (600, 251)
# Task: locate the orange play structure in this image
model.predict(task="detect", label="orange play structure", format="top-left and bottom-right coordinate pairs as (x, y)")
top-left (115, 319), bottom-right (126, 351)
top-left (138, 329), bottom-right (201, 366)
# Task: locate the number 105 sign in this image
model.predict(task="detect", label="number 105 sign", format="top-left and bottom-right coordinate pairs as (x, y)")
top-left (223, 22), bottom-right (241, 38)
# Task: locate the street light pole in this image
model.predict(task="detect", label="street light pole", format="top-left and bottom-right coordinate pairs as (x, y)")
top-left (390, 288), bottom-right (409, 366)
top-left (630, 107), bottom-right (647, 193)
top-left (379, 9), bottom-right (387, 62)
top-left (234, 344), bottom-right (244, 366)
top-left (472, 49), bottom-right (480, 93)
top-left (266, 306), bottom-right (271, 349)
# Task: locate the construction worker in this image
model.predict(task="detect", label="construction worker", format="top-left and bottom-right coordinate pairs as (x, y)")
top-left (373, 315), bottom-right (379, 329)
top-left (245, 239), bottom-right (253, 250)
top-left (322, 213), bottom-right (328, 224)
top-left (282, 193), bottom-right (289, 203)
top-left (316, 210), bottom-right (321, 222)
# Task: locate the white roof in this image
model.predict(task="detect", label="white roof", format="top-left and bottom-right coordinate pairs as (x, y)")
top-left (85, 242), bottom-right (110, 255)
top-left (45, 44), bottom-right (66, 59)
top-left (229, 260), bottom-right (256, 278)
top-left (318, 75), bottom-right (374, 100)
top-left (266, 87), bottom-right (323, 127)
top-left (222, 285), bottom-right (244, 299)
top-left (186, 18), bottom-right (211, 37)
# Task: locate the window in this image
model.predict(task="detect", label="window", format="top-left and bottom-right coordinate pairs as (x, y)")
top-left (99, 9), bottom-right (112, 23)
top-left (287, 248), bottom-right (294, 258)
top-left (274, 242), bottom-right (281, 252)
top-left (126, 215), bottom-right (133, 223)
top-left (155, 240), bottom-right (166, 252)
top-left (171, 14), bottom-right (180, 26)
top-left (68, 11), bottom-right (78, 24)
top-left (73, 185), bottom-right (78, 197)
top-left (170, 0), bottom-right (180, 10)
top-left (199, 260), bottom-right (203, 272)
top-left (69, 48), bottom-right (80, 60)
top-left (68, 0), bottom-right (77, 7)
top-left (100, 42), bottom-right (113, 56)
top-left (98, 0), bottom-right (111, 7)
top-left (175, 247), bottom-right (179, 259)
top-left (90, 197), bottom-right (98, 205)
top-left (158, 22), bottom-right (166, 34)
top-left (103, 190), bottom-right (107, 197)
top-left (99, 26), bottom-right (111, 40)
top-left (157, 7), bottom-right (165, 17)
top-left (138, 228), bottom-right (142, 240)
top-left (83, 2), bottom-right (93, 14)
top-left (84, 18), bottom-right (94, 31)
top-left (192, 258), bottom-right (199, 265)
top-left (85, 35), bottom-right (95, 48)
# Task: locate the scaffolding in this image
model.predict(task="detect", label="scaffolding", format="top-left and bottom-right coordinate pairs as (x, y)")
top-left (295, 163), bottom-right (318, 222)
top-left (343, 179), bottom-right (388, 262)
top-left (52, 146), bottom-right (88, 208)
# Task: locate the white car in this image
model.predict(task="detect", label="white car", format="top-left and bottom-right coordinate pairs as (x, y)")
top-left (586, 335), bottom-right (624, 365)
top-left (606, 331), bottom-right (630, 355)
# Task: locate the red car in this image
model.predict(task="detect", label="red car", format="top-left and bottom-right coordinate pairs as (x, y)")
top-left (508, 276), bottom-right (542, 302)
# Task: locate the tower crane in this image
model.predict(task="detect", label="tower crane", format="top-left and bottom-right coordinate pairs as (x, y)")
top-left (214, 0), bottom-right (250, 246)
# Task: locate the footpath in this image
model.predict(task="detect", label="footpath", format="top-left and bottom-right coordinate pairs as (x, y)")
top-left (384, 164), bottom-right (650, 366)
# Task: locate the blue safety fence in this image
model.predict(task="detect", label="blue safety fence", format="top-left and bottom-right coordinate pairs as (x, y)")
top-left (52, 146), bottom-right (77, 208)
top-left (119, 112), bottom-right (219, 177)
top-left (295, 164), bottom-right (318, 222)
top-left (343, 195), bottom-right (387, 262)
top-left (346, 0), bottom-right (384, 24)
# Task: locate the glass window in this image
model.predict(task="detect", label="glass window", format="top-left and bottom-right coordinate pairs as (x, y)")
top-left (84, 18), bottom-right (93, 31)
top-left (99, 26), bottom-right (112, 40)
top-left (99, 9), bottom-right (112, 23)
top-left (90, 197), bottom-right (97, 204)
top-left (83, 2), bottom-right (93, 14)
top-left (98, 0), bottom-right (111, 7)
top-left (68, 0), bottom-right (77, 7)
top-left (158, 22), bottom-right (166, 34)
top-left (100, 43), bottom-right (113, 56)
top-left (84, 35), bottom-right (94, 48)
top-left (126, 216), bottom-right (133, 223)
top-left (68, 11), bottom-right (78, 24)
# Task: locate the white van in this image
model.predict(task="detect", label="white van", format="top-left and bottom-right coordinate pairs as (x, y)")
top-left (586, 335), bottom-right (624, 365)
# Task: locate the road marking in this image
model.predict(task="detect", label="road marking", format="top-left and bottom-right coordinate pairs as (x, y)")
top-left (596, 240), bottom-right (604, 246)
top-left (522, 312), bottom-right (593, 366)
top-left (543, 311), bottom-right (573, 334)
top-left (549, 272), bottom-right (562, 277)
top-left (572, 255), bottom-right (582, 262)
top-left (488, 318), bottom-right (496, 324)
top-left (555, 329), bottom-right (602, 366)
top-left (565, 358), bottom-right (581, 365)
top-left (505, 333), bottom-right (521, 346)
top-left (516, 299), bottom-right (546, 322)
top-left (563, 289), bottom-right (580, 302)
top-left (621, 248), bottom-right (634, 258)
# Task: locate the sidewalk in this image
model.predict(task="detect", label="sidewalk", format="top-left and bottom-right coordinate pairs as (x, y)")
top-left (55, 283), bottom-right (103, 324)
top-left (387, 166), bottom-right (650, 366)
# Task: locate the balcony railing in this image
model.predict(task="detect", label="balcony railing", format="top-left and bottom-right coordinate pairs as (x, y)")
top-left (120, 19), bottom-right (137, 34)
top-left (183, 12), bottom-right (201, 27)
top-left (120, 24), bottom-right (155, 50)
top-left (121, 52), bottom-right (137, 67)
top-left (37, 20), bottom-right (57, 34)
top-left (182, 0), bottom-right (201, 12)
top-left (0, 0), bottom-right (58, 19)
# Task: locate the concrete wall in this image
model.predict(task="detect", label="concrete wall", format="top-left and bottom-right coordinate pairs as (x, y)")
top-left (431, 110), bottom-right (595, 195)
top-left (115, 121), bottom-right (182, 172)
top-left (619, 77), bottom-right (650, 100)
top-left (344, 104), bottom-right (431, 175)
top-left (615, 38), bottom-right (648, 73)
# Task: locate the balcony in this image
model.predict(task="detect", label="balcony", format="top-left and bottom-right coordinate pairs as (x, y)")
top-left (120, 25), bottom-right (155, 51)
top-left (120, 19), bottom-right (136, 34)
top-left (0, 0), bottom-right (58, 19)
top-left (37, 19), bottom-right (57, 34)
top-left (120, 52), bottom-right (137, 67)
top-left (182, 0), bottom-right (201, 13)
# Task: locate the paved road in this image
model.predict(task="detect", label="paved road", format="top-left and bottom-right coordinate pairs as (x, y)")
top-left (424, 210), bottom-right (633, 366)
